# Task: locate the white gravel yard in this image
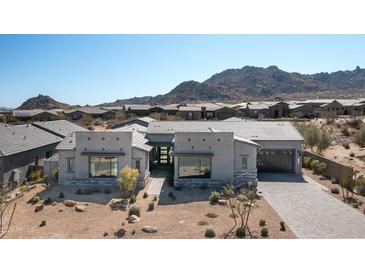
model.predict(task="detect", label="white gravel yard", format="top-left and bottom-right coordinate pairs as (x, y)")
top-left (258, 173), bottom-right (365, 239)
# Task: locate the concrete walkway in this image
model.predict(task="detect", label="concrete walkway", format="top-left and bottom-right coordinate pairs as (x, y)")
top-left (258, 173), bottom-right (365, 239)
top-left (146, 169), bottom-right (166, 196)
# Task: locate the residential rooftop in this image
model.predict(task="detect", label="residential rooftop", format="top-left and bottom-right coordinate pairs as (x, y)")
top-left (0, 123), bottom-right (62, 156)
top-left (32, 120), bottom-right (89, 138)
top-left (147, 120), bottom-right (304, 141)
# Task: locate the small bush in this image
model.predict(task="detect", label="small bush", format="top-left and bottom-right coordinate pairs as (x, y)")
top-left (354, 127), bottom-right (365, 147)
top-left (349, 152), bottom-right (355, 157)
top-left (153, 196), bottom-right (158, 202)
top-left (343, 143), bottom-right (350, 149)
top-left (39, 220), bottom-right (47, 227)
top-left (235, 227), bottom-right (246, 238)
top-left (303, 157), bottom-right (312, 169)
top-left (43, 197), bottom-right (52, 205)
top-left (143, 192), bottom-right (148, 199)
top-left (330, 178), bottom-right (339, 184)
top-left (206, 213), bottom-right (218, 218)
top-left (310, 160), bottom-right (327, 175)
top-left (341, 127), bottom-right (350, 137)
top-left (128, 205), bottom-right (141, 217)
top-left (168, 191), bottom-right (176, 200)
top-left (331, 187), bottom-right (340, 194)
top-left (148, 202), bottom-right (155, 211)
top-left (280, 221), bottom-right (286, 231)
top-left (58, 192), bottom-right (65, 199)
top-left (259, 219), bottom-right (266, 227)
top-left (130, 195), bottom-right (137, 204)
top-left (355, 176), bottom-right (365, 196)
top-left (261, 228), bottom-right (269, 238)
top-left (205, 228), bottom-right (216, 238)
top-left (76, 189), bottom-right (83, 195)
top-left (30, 195), bottom-right (40, 204)
top-left (209, 191), bottom-right (220, 204)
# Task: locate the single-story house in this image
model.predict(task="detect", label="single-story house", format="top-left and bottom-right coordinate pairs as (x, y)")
top-left (124, 105), bottom-right (151, 117)
top-left (56, 131), bottom-right (152, 187)
top-left (162, 104), bottom-right (180, 116)
top-left (12, 109), bottom-right (62, 121)
top-left (176, 103), bottom-right (235, 120)
top-left (245, 102), bottom-right (289, 118)
top-left (32, 120), bottom-right (89, 138)
top-left (0, 123), bottom-right (62, 187)
top-left (146, 120), bottom-right (304, 186)
top-left (64, 107), bottom-right (116, 120)
top-left (289, 104), bottom-right (315, 118)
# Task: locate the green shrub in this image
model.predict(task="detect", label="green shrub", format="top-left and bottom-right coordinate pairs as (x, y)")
top-left (205, 228), bottom-right (216, 238)
top-left (341, 126), bottom-right (350, 137)
top-left (148, 202), bottom-right (155, 211)
top-left (206, 213), bottom-right (218, 218)
top-left (130, 195), bottom-right (137, 204)
top-left (143, 192), bottom-right (148, 199)
top-left (261, 228), bottom-right (269, 238)
top-left (331, 187), bottom-right (340, 194)
top-left (310, 160), bottom-right (327, 175)
top-left (280, 221), bottom-right (286, 231)
top-left (209, 191), bottom-right (220, 204)
top-left (30, 195), bottom-right (40, 204)
top-left (354, 127), bottom-right (365, 147)
top-left (355, 176), bottom-right (365, 196)
top-left (128, 205), bottom-right (141, 217)
top-left (343, 143), bottom-right (350, 149)
top-left (259, 219), bottom-right (266, 227)
top-left (52, 168), bottom-right (59, 180)
top-left (43, 197), bottom-right (52, 205)
top-left (349, 152), bottom-right (355, 157)
top-left (235, 227), bottom-right (246, 238)
top-left (303, 157), bottom-right (312, 168)
top-left (58, 192), bottom-right (65, 199)
top-left (153, 196), bottom-right (158, 202)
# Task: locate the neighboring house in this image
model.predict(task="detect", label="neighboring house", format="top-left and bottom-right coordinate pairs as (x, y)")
top-left (56, 131), bottom-right (152, 187)
top-left (12, 109), bottom-right (62, 121)
top-left (32, 120), bottom-right (89, 138)
top-left (177, 103), bottom-right (235, 120)
top-left (315, 99), bottom-right (365, 117)
top-left (124, 105), bottom-right (151, 117)
top-left (112, 123), bottom-right (148, 134)
top-left (245, 102), bottom-right (289, 118)
top-left (289, 104), bottom-right (315, 118)
top-left (111, 116), bottom-right (156, 130)
top-left (64, 107), bottom-right (116, 120)
top-left (146, 120), bottom-right (304, 186)
top-left (162, 104), bottom-right (179, 116)
top-left (0, 123), bottom-right (62, 187)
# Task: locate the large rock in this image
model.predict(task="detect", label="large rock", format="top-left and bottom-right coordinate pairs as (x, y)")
top-left (110, 198), bottom-right (128, 210)
top-left (34, 204), bottom-right (44, 212)
top-left (114, 228), bottom-right (126, 238)
top-left (142, 226), bottom-right (157, 233)
top-left (218, 199), bottom-right (228, 206)
top-left (129, 215), bottom-right (140, 223)
top-left (75, 205), bottom-right (86, 212)
top-left (64, 200), bottom-right (76, 207)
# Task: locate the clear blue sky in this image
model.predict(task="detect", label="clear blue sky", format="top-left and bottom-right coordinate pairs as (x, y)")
top-left (1, 34), bottom-right (365, 108)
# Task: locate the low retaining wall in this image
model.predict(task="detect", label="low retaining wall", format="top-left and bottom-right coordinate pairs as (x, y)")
top-left (303, 151), bottom-right (353, 182)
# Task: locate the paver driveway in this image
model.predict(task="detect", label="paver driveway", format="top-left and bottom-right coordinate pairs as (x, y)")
top-left (258, 173), bottom-right (365, 239)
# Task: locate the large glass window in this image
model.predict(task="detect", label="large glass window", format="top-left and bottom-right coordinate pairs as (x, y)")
top-left (89, 156), bottom-right (118, 178)
top-left (178, 156), bottom-right (211, 179)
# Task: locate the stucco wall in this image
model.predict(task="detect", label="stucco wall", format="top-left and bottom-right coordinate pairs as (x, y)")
top-left (233, 140), bottom-right (257, 173)
top-left (74, 131), bottom-right (133, 179)
top-left (58, 150), bottom-right (76, 183)
top-left (173, 132), bottom-right (235, 182)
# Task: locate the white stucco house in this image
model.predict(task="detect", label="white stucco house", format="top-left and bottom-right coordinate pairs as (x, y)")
top-left (56, 131), bottom-right (152, 186)
top-left (54, 120), bottom-right (303, 187)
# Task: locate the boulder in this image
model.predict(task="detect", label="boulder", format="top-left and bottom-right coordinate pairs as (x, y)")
top-left (110, 198), bottom-right (128, 210)
top-left (64, 200), bottom-right (76, 207)
top-left (142, 226), bottom-right (157, 233)
top-left (114, 228), bottom-right (126, 238)
top-left (218, 199), bottom-right (228, 206)
top-left (128, 215), bottom-right (140, 223)
top-left (34, 204), bottom-right (44, 212)
top-left (75, 205), bottom-right (86, 212)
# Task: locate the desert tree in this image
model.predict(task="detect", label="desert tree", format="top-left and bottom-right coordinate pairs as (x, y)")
top-left (118, 166), bottom-right (139, 198)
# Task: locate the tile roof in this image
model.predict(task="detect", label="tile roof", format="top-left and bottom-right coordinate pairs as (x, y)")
top-left (0, 123), bottom-right (62, 156)
top-left (147, 121), bottom-right (304, 141)
top-left (64, 107), bottom-right (110, 115)
top-left (124, 104), bottom-right (151, 111)
top-left (32, 120), bottom-right (89, 138)
top-left (112, 123), bottom-right (147, 134)
top-left (132, 131), bottom-right (153, 152)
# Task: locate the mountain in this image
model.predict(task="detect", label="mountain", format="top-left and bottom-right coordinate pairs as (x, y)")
top-left (17, 94), bottom-right (70, 110)
top-left (99, 65), bottom-right (365, 106)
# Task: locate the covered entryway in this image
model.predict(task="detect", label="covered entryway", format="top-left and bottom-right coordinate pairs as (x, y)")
top-left (257, 149), bottom-right (294, 172)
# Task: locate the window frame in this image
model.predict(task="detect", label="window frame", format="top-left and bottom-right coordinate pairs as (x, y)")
top-left (178, 155), bottom-right (211, 179)
top-left (66, 157), bottom-right (75, 173)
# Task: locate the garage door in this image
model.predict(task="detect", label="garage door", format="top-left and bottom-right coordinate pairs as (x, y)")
top-left (257, 149), bottom-right (294, 172)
